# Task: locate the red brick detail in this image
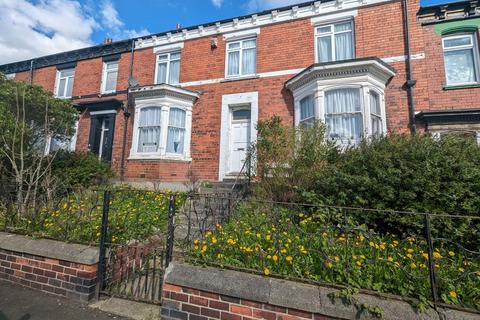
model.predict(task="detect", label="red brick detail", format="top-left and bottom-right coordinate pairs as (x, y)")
top-left (162, 283), bottom-right (336, 320)
top-left (0, 248), bottom-right (97, 302)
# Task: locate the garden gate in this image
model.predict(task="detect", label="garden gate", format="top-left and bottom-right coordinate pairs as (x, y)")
top-left (96, 191), bottom-right (176, 304)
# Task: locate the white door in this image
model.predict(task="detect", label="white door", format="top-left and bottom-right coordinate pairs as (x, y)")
top-left (229, 109), bottom-right (251, 174)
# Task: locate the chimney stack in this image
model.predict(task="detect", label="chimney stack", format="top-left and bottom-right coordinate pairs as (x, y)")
top-left (176, 23), bottom-right (182, 30)
top-left (103, 37), bottom-right (113, 45)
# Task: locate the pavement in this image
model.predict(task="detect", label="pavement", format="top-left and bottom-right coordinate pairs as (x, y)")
top-left (0, 280), bottom-right (131, 320)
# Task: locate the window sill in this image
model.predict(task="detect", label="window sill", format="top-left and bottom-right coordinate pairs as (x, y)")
top-left (221, 74), bottom-right (260, 83)
top-left (128, 155), bottom-right (192, 162)
top-left (443, 83), bottom-right (480, 90)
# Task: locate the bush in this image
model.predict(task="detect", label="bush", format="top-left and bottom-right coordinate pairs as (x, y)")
top-left (51, 151), bottom-right (113, 188)
top-left (253, 118), bottom-right (480, 245)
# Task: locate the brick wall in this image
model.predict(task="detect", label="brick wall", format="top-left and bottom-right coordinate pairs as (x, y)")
top-left (10, 0), bottom-right (479, 182)
top-left (0, 248), bottom-right (97, 302)
top-left (162, 284), bottom-right (337, 320)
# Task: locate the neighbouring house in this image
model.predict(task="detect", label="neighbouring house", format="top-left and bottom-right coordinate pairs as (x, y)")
top-left (1, 0), bottom-right (480, 185)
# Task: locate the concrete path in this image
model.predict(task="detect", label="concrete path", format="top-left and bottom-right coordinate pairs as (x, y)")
top-left (0, 281), bottom-right (130, 320)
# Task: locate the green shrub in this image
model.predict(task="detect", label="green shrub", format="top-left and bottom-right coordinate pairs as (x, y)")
top-left (51, 151), bottom-right (113, 188)
top-left (253, 118), bottom-right (480, 245)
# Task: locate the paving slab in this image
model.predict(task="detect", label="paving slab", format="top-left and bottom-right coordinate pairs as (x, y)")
top-left (0, 280), bottom-right (130, 320)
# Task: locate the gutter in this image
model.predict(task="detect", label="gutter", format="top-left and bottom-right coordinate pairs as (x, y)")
top-left (402, 0), bottom-right (417, 135)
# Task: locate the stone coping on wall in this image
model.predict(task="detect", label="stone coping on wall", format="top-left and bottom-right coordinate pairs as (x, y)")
top-left (164, 263), bottom-right (480, 320)
top-left (0, 232), bottom-right (99, 265)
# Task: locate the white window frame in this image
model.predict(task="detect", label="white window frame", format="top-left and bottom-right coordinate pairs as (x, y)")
top-left (129, 97), bottom-right (193, 161)
top-left (5, 73), bottom-right (15, 80)
top-left (225, 37), bottom-right (257, 78)
top-left (299, 95), bottom-right (316, 127)
top-left (294, 84), bottom-right (386, 147)
top-left (55, 68), bottom-right (75, 99)
top-left (101, 60), bottom-right (119, 94)
top-left (442, 33), bottom-right (480, 86)
top-left (315, 20), bottom-right (355, 63)
top-left (154, 51), bottom-right (181, 85)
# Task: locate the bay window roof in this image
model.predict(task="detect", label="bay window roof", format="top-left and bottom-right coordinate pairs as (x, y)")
top-left (129, 83), bottom-right (199, 102)
top-left (285, 57), bottom-right (395, 91)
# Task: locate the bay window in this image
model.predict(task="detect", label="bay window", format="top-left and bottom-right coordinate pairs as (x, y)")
top-left (316, 21), bottom-right (354, 63)
top-left (129, 84), bottom-right (198, 160)
top-left (370, 91), bottom-right (383, 136)
top-left (137, 107), bottom-right (162, 153)
top-left (286, 58), bottom-right (395, 147)
top-left (299, 95), bottom-right (315, 127)
top-left (167, 108), bottom-right (186, 154)
top-left (226, 38), bottom-right (257, 77)
top-left (55, 68), bottom-right (75, 98)
top-left (156, 52), bottom-right (181, 85)
top-left (442, 34), bottom-right (479, 86)
top-left (325, 88), bottom-right (363, 144)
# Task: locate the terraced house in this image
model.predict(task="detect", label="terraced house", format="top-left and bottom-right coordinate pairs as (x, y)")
top-left (1, 0), bottom-right (479, 185)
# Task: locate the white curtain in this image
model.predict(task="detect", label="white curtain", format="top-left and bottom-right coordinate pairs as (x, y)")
top-left (335, 32), bottom-right (353, 60)
top-left (300, 95), bottom-right (315, 127)
top-left (228, 51), bottom-right (240, 76)
top-left (167, 108), bottom-right (186, 154)
top-left (138, 107), bottom-right (162, 153)
top-left (317, 36), bottom-right (332, 62)
top-left (325, 88), bottom-right (363, 144)
top-left (370, 92), bottom-right (382, 136)
top-left (169, 60), bottom-right (180, 84)
top-left (242, 39), bottom-right (256, 75)
top-left (444, 49), bottom-right (476, 84)
top-left (157, 62), bottom-right (167, 84)
top-left (65, 77), bottom-right (74, 97)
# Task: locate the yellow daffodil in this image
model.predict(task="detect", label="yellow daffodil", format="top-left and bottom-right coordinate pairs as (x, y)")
top-left (272, 255), bottom-right (278, 262)
top-left (433, 252), bottom-right (442, 259)
top-left (326, 261), bottom-right (333, 269)
top-left (449, 291), bottom-right (457, 299)
top-left (286, 256), bottom-right (293, 262)
top-left (211, 237), bottom-right (218, 244)
top-left (334, 256), bottom-right (340, 262)
top-left (264, 268), bottom-right (270, 276)
top-left (448, 251), bottom-right (455, 257)
top-left (410, 263), bottom-right (417, 269)
top-left (407, 249), bottom-right (414, 254)
top-left (355, 261), bottom-right (362, 267)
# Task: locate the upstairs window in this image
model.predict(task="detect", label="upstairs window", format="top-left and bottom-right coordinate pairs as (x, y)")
top-left (299, 95), bottom-right (315, 128)
top-left (167, 108), bottom-right (186, 154)
top-left (55, 68), bottom-right (75, 98)
top-left (442, 34), bottom-right (480, 85)
top-left (325, 88), bottom-right (363, 144)
top-left (101, 60), bottom-right (119, 93)
top-left (316, 21), bottom-right (354, 63)
top-left (137, 107), bottom-right (162, 153)
top-left (156, 52), bottom-right (181, 85)
top-left (226, 38), bottom-right (257, 77)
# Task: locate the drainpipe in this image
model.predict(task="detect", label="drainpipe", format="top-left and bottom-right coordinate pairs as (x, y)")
top-left (119, 40), bottom-right (135, 181)
top-left (402, 0), bottom-right (417, 135)
top-left (29, 60), bottom-right (34, 84)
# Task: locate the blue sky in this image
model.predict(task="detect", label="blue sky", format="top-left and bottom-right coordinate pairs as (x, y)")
top-left (0, 0), bottom-right (459, 65)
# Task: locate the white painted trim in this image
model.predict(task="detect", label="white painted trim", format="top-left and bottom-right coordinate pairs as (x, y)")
top-left (100, 60), bottom-right (119, 94)
top-left (381, 52), bottom-right (425, 63)
top-left (129, 94), bottom-right (194, 161)
top-left (153, 42), bottom-right (184, 54)
top-left (90, 110), bottom-right (117, 116)
top-left (219, 92), bottom-right (258, 181)
top-left (223, 28), bottom-right (260, 40)
top-left (310, 9), bottom-right (358, 24)
top-left (135, 0), bottom-right (394, 50)
top-left (5, 73), bottom-right (15, 80)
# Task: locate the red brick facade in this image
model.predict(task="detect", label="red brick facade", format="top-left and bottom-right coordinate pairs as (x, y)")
top-left (161, 284), bottom-right (337, 320)
top-left (0, 248), bottom-right (97, 302)
top-left (6, 0), bottom-right (480, 183)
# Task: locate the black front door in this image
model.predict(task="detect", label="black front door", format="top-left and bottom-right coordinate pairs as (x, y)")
top-left (88, 113), bottom-right (116, 162)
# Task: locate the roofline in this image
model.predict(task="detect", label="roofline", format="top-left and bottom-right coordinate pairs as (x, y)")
top-left (0, 0), bottom-right (333, 74)
top-left (417, 0), bottom-right (479, 24)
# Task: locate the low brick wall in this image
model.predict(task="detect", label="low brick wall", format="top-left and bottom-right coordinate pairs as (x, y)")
top-left (162, 283), bottom-right (335, 320)
top-left (0, 232), bottom-right (99, 302)
top-left (162, 263), bottom-right (480, 320)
